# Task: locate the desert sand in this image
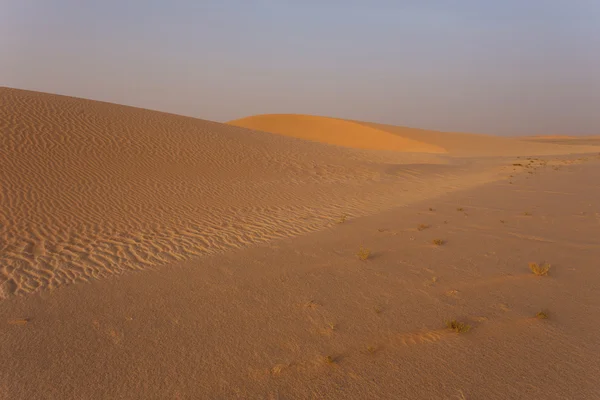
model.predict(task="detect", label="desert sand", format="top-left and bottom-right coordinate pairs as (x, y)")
top-left (1, 87), bottom-right (600, 399)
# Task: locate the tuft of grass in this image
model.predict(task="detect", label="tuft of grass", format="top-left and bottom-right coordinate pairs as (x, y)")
top-left (417, 224), bottom-right (430, 231)
top-left (446, 320), bottom-right (471, 333)
top-left (337, 214), bottom-right (347, 224)
top-left (327, 322), bottom-right (337, 331)
top-left (432, 239), bottom-right (445, 246)
top-left (536, 311), bottom-right (549, 319)
top-left (357, 246), bottom-right (371, 261)
top-left (425, 276), bottom-right (438, 287)
top-left (529, 262), bottom-right (551, 276)
top-left (271, 364), bottom-right (289, 375)
top-left (366, 345), bottom-right (377, 354)
top-left (324, 355), bottom-right (336, 364)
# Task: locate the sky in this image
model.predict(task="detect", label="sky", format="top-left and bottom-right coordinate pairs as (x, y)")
top-left (1, 0), bottom-right (599, 136)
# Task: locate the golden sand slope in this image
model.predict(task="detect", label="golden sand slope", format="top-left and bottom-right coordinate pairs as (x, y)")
top-left (228, 114), bottom-right (447, 153)
top-left (230, 114), bottom-right (600, 157)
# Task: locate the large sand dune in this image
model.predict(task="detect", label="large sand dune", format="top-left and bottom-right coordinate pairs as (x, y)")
top-left (0, 88), bottom-right (521, 297)
top-left (2, 87), bottom-right (600, 399)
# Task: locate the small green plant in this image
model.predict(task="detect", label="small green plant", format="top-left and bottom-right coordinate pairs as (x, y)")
top-left (357, 246), bottom-right (371, 260)
top-left (536, 311), bottom-right (549, 319)
top-left (446, 320), bottom-right (471, 333)
top-left (529, 262), bottom-right (550, 276)
top-left (432, 239), bottom-right (445, 246)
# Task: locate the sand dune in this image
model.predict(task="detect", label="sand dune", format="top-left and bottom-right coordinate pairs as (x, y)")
top-left (230, 114), bottom-right (600, 157)
top-left (0, 88), bottom-right (504, 297)
top-left (2, 87), bottom-right (600, 399)
top-left (228, 114), bottom-right (447, 153)
top-left (2, 89), bottom-right (598, 297)
top-left (520, 135), bottom-right (600, 147)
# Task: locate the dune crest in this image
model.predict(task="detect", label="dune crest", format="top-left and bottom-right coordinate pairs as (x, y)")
top-left (228, 114), bottom-right (447, 154)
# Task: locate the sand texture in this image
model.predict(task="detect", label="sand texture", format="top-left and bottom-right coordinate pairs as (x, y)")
top-left (2, 87), bottom-right (600, 399)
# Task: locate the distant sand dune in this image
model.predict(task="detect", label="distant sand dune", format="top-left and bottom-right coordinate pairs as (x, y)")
top-left (228, 114), bottom-right (447, 153)
top-left (230, 114), bottom-right (600, 157)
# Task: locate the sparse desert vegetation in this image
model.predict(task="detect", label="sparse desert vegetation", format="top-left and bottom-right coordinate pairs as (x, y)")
top-left (432, 239), bottom-right (445, 246)
top-left (417, 223), bottom-right (430, 231)
top-left (324, 355), bottom-right (336, 364)
top-left (536, 311), bottom-right (549, 319)
top-left (446, 320), bottom-right (471, 333)
top-left (529, 262), bottom-right (551, 276)
top-left (357, 246), bottom-right (371, 260)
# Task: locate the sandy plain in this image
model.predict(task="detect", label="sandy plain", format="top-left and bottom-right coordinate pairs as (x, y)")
top-left (1, 87), bottom-right (600, 399)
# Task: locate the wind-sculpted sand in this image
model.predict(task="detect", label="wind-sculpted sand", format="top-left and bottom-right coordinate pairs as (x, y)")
top-left (3, 87), bottom-right (600, 399)
top-left (1, 88), bottom-right (556, 297)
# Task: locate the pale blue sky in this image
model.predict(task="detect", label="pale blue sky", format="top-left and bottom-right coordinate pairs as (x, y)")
top-left (1, 1), bottom-right (599, 135)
